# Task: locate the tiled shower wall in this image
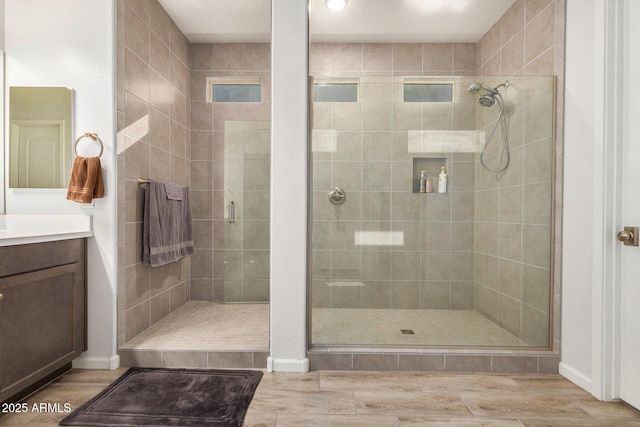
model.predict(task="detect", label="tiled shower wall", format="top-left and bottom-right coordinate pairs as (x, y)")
top-left (474, 76), bottom-right (555, 347)
top-left (117, 0), bottom-right (192, 345)
top-left (473, 0), bottom-right (564, 347)
top-left (310, 43), bottom-right (479, 310)
top-left (188, 44), bottom-right (271, 303)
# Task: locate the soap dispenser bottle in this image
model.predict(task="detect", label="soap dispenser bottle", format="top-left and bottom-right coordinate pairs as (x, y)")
top-left (425, 177), bottom-right (433, 193)
top-left (438, 166), bottom-right (447, 193)
top-left (419, 170), bottom-right (427, 193)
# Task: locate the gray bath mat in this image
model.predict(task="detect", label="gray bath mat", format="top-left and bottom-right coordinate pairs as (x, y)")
top-left (59, 367), bottom-right (262, 426)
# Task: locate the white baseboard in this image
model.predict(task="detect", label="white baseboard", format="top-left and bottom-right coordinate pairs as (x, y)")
top-left (72, 355), bottom-right (121, 370)
top-left (267, 357), bottom-right (309, 373)
top-left (559, 362), bottom-right (592, 393)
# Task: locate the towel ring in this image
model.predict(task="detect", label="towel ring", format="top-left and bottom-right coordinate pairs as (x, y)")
top-left (74, 132), bottom-right (104, 158)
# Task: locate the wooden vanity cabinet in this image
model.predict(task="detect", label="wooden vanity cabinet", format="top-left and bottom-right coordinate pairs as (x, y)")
top-left (0, 239), bottom-right (86, 402)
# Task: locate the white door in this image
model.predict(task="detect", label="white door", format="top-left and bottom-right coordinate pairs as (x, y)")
top-left (9, 121), bottom-right (63, 188)
top-left (619, 0), bottom-right (640, 410)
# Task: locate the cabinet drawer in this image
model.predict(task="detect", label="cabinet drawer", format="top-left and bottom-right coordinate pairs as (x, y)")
top-left (0, 239), bottom-right (84, 278)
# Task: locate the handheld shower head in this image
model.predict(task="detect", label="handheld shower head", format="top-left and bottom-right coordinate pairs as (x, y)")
top-left (479, 94), bottom-right (496, 107)
top-left (468, 80), bottom-right (509, 107)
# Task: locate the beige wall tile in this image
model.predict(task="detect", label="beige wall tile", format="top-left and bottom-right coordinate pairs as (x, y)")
top-left (524, 3), bottom-right (555, 64)
top-left (393, 43), bottom-right (423, 72)
top-left (526, 0), bottom-right (554, 23)
top-left (125, 3), bottom-right (149, 63)
top-left (501, 0), bottom-right (525, 44)
top-left (501, 30), bottom-right (525, 75)
top-left (481, 21), bottom-right (501, 66)
top-left (454, 43), bottom-right (476, 72)
top-left (421, 281), bottom-right (450, 309)
top-left (361, 281), bottom-right (391, 308)
top-left (363, 44), bottom-right (393, 73)
top-left (124, 49), bottom-right (150, 103)
top-left (423, 43), bottom-right (453, 71)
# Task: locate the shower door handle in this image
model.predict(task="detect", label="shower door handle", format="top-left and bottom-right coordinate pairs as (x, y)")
top-left (228, 201), bottom-right (235, 223)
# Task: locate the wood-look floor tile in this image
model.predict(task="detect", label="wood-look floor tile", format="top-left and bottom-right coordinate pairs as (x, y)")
top-left (5, 369), bottom-right (640, 427)
top-left (414, 373), bottom-right (522, 393)
top-left (511, 375), bottom-right (592, 396)
top-left (3, 410), bottom-right (71, 426)
top-left (249, 389), bottom-right (356, 414)
top-left (320, 371), bottom-right (424, 392)
top-left (0, 410), bottom-right (39, 426)
top-left (258, 371), bottom-right (320, 391)
top-left (355, 391), bottom-right (472, 417)
top-left (243, 410), bottom-right (279, 426)
top-left (573, 399), bottom-right (640, 420)
top-left (399, 417), bottom-right (525, 426)
top-left (275, 414), bottom-right (401, 426)
top-left (4, 385), bottom-right (106, 426)
top-left (520, 419), bottom-right (640, 427)
top-left (462, 393), bottom-right (590, 419)
top-left (48, 368), bottom-right (128, 386)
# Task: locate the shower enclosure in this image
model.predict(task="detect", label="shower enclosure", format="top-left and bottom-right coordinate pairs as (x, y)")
top-left (309, 74), bottom-right (555, 348)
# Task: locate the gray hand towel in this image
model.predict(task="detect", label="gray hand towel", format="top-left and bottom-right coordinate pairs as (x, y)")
top-left (164, 182), bottom-right (184, 200)
top-left (142, 180), bottom-right (194, 266)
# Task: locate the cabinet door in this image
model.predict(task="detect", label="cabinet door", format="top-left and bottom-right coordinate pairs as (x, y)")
top-left (0, 262), bottom-right (84, 401)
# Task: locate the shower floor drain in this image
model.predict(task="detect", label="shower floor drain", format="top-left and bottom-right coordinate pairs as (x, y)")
top-left (401, 329), bottom-right (415, 335)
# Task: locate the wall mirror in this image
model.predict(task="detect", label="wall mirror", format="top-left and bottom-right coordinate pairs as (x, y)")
top-left (9, 86), bottom-right (73, 188)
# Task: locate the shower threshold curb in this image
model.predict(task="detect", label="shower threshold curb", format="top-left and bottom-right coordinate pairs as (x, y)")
top-left (307, 347), bottom-right (560, 374)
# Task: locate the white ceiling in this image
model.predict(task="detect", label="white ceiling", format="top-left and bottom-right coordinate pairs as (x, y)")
top-left (158, 0), bottom-right (516, 44)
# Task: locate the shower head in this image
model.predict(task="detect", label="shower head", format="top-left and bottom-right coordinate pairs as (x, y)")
top-left (479, 94), bottom-right (496, 107)
top-left (468, 80), bottom-right (509, 107)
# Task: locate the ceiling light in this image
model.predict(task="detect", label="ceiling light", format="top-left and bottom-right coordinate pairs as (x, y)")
top-left (325, 0), bottom-right (347, 12)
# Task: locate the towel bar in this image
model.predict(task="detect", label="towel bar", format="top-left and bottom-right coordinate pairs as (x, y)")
top-left (137, 178), bottom-right (151, 184)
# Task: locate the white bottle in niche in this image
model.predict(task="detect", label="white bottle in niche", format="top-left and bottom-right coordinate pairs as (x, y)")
top-left (437, 166), bottom-right (447, 193)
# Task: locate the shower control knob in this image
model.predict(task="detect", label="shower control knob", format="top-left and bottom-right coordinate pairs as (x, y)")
top-left (328, 187), bottom-right (347, 205)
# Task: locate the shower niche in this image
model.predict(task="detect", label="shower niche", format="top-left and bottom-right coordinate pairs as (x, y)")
top-left (412, 157), bottom-right (447, 193)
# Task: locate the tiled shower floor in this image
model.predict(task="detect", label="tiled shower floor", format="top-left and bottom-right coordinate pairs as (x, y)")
top-left (312, 308), bottom-right (528, 347)
top-left (121, 301), bottom-right (270, 351)
top-left (122, 301), bottom-right (527, 352)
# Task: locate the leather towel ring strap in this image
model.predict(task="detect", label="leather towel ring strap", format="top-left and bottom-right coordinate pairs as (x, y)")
top-left (74, 132), bottom-right (104, 158)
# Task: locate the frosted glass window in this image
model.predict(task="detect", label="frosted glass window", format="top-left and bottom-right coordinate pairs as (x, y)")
top-left (313, 83), bottom-right (358, 102)
top-left (404, 83), bottom-right (452, 102)
top-left (212, 84), bottom-right (262, 102)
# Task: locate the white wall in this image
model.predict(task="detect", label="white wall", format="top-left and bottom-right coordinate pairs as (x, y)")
top-left (562, 0), bottom-right (620, 398)
top-left (4, 0), bottom-right (118, 368)
top-left (561, 0), bottom-right (596, 390)
top-left (268, 0), bottom-right (309, 372)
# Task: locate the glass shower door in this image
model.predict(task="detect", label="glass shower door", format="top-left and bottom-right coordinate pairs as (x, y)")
top-left (217, 119), bottom-right (271, 303)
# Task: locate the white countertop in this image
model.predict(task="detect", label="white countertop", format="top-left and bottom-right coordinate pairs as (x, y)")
top-left (0, 215), bottom-right (93, 246)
